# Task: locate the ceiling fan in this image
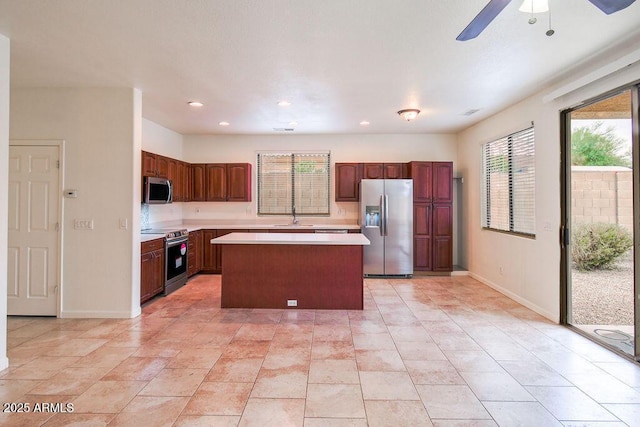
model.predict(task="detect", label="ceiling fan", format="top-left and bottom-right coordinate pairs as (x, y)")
top-left (456, 0), bottom-right (636, 41)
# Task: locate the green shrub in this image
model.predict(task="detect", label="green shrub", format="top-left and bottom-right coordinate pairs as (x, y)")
top-left (571, 223), bottom-right (633, 271)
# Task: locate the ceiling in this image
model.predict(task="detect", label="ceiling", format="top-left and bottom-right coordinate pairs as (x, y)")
top-left (0, 0), bottom-right (639, 135)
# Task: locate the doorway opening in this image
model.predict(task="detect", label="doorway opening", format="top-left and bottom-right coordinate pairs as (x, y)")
top-left (561, 87), bottom-right (639, 360)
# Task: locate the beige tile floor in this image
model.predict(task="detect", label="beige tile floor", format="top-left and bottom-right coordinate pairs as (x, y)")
top-left (2, 274), bottom-right (640, 426)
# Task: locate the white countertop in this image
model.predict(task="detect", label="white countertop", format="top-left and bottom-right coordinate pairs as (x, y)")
top-left (140, 221), bottom-right (361, 243)
top-left (183, 222), bottom-right (360, 232)
top-left (211, 232), bottom-right (370, 246)
top-left (141, 234), bottom-right (165, 243)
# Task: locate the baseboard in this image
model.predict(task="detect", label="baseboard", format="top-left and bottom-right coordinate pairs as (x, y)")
top-left (60, 308), bottom-right (141, 319)
top-left (469, 271), bottom-right (559, 323)
top-left (451, 270), bottom-right (469, 276)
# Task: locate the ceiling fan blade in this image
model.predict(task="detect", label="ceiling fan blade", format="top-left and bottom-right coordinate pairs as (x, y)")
top-left (456, 0), bottom-right (513, 41)
top-left (586, 0), bottom-right (636, 14)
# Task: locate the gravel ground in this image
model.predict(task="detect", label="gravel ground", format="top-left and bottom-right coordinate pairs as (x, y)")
top-left (571, 251), bottom-right (635, 325)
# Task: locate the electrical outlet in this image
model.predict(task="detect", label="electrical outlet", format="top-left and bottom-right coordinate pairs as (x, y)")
top-left (499, 266), bottom-right (504, 275)
top-left (195, 207), bottom-right (200, 214)
top-left (74, 219), bottom-right (94, 230)
top-left (119, 218), bottom-right (128, 230)
top-left (287, 299), bottom-right (298, 307)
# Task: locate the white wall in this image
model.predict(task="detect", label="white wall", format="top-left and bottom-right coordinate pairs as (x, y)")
top-left (10, 88), bottom-right (141, 318)
top-left (456, 44), bottom-right (640, 322)
top-left (182, 133), bottom-right (458, 223)
top-left (0, 34), bottom-right (10, 370)
top-left (141, 118), bottom-right (184, 227)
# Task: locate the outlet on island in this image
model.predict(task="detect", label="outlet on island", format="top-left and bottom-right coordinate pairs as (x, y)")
top-left (287, 299), bottom-right (298, 307)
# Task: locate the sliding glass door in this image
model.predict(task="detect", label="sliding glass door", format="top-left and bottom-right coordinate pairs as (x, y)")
top-left (561, 86), bottom-right (640, 360)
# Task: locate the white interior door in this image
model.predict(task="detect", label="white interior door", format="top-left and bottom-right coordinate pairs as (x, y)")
top-left (8, 145), bottom-right (60, 316)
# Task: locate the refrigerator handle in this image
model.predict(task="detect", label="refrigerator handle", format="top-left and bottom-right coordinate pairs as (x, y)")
top-left (384, 194), bottom-right (389, 236)
top-left (379, 195), bottom-right (384, 237)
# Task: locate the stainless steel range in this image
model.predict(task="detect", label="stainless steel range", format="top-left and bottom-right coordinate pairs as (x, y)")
top-left (141, 228), bottom-right (189, 295)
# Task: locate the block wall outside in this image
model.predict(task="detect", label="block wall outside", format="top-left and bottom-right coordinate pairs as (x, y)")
top-left (571, 169), bottom-right (633, 231)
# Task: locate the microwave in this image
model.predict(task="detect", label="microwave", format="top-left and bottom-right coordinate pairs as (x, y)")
top-left (144, 176), bottom-right (172, 204)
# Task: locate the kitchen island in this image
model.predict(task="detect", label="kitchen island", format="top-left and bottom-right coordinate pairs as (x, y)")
top-left (211, 232), bottom-right (370, 310)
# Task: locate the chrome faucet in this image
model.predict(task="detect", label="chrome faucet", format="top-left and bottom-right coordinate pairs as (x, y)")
top-left (292, 205), bottom-right (299, 225)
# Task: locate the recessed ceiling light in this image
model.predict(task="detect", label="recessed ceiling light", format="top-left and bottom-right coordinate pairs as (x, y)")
top-left (218, 121), bottom-right (230, 126)
top-left (289, 121), bottom-right (298, 126)
top-left (188, 101), bottom-right (203, 107)
top-left (360, 121), bottom-right (370, 126)
top-left (277, 100), bottom-right (291, 107)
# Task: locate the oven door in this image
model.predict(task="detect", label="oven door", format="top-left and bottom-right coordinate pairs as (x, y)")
top-left (166, 237), bottom-right (188, 286)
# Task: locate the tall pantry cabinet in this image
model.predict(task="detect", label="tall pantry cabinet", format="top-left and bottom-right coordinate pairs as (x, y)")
top-left (409, 161), bottom-right (453, 272)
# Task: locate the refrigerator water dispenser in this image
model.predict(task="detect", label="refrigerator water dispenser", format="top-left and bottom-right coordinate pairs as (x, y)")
top-left (365, 206), bottom-right (381, 227)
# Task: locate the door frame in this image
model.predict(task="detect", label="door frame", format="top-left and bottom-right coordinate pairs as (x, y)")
top-left (9, 139), bottom-right (65, 317)
top-left (560, 84), bottom-right (640, 361)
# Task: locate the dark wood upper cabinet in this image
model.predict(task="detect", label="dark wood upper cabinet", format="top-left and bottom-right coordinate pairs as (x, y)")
top-left (227, 163), bottom-right (252, 202)
top-left (335, 163), bottom-right (362, 202)
top-left (142, 150), bottom-right (171, 181)
top-left (167, 159), bottom-right (180, 201)
top-left (192, 164), bottom-right (206, 202)
top-left (142, 151), bottom-right (252, 203)
top-left (206, 164), bottom-right (227, 201)
top-left (156, 156), bottom-right (169, 179)
top-left (204, 163), bottom-right (251, 202)
top-left (433, 162), bottom-right (453, 203)
top-left (363, 163), bottom-right (407, 180)
top-left (383, 163), bottom-right (408, 179)
top-left (409, 161), bottom-right (433, 203)
top-left (363, 163), bottom-right (384, 179)
top-left (142, 151), bottom-right (157, 176)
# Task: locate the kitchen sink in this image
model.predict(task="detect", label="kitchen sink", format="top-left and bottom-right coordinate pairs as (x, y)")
top-left (272, 224), bottom-right (314, 227)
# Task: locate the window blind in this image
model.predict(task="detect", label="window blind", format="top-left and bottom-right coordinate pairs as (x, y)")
top-left (257, 152), bottom-right (330, 215)
top-left (481, 127), bottom-right (535, 236)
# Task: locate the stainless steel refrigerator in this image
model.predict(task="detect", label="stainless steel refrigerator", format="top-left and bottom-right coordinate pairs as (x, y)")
top-left (360, 179), bottom-right (413, 277)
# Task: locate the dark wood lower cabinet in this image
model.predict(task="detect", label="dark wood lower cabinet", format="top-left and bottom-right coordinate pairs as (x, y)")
top-left (413, 236), bottom-right (432, 271)
top-left (200, 229), bottom-right (248, 273)
top-left (186, 228), bottom-right (365, 277)
top-left (201, 230), bottom-right (217, 273)
top-left (220, 244), bottom-right (363, 309)
top-left (187, 230), bottom-right (202, 277)
top-left (432, 204), bottom-right (452, 272)
top-left (141, 239), bottom-right (164, 304)
top-left (413, 201), bottom-right (452, 272)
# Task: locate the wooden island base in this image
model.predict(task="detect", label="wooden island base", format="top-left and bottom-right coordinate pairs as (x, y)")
top-left (221, 244), bottom-right (364, 310)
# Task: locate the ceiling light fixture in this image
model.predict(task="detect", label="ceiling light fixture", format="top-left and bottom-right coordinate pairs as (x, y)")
top-left (218, 121), bottom-right (230, 126)
top-left (397, 109), bottom-right (420, 122)
top-left (519, 0), bottom-right (549, 24)
top-left (188, 101), bottom-right (203, 107)
top-left (360, 121), bottom-right (370, 126)
top-left (277, 100), bottom-right (291, 107)
top-left (518, 0), bottom-right (549, 14)
top-left (289, 121), bottom-right (298, 126)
